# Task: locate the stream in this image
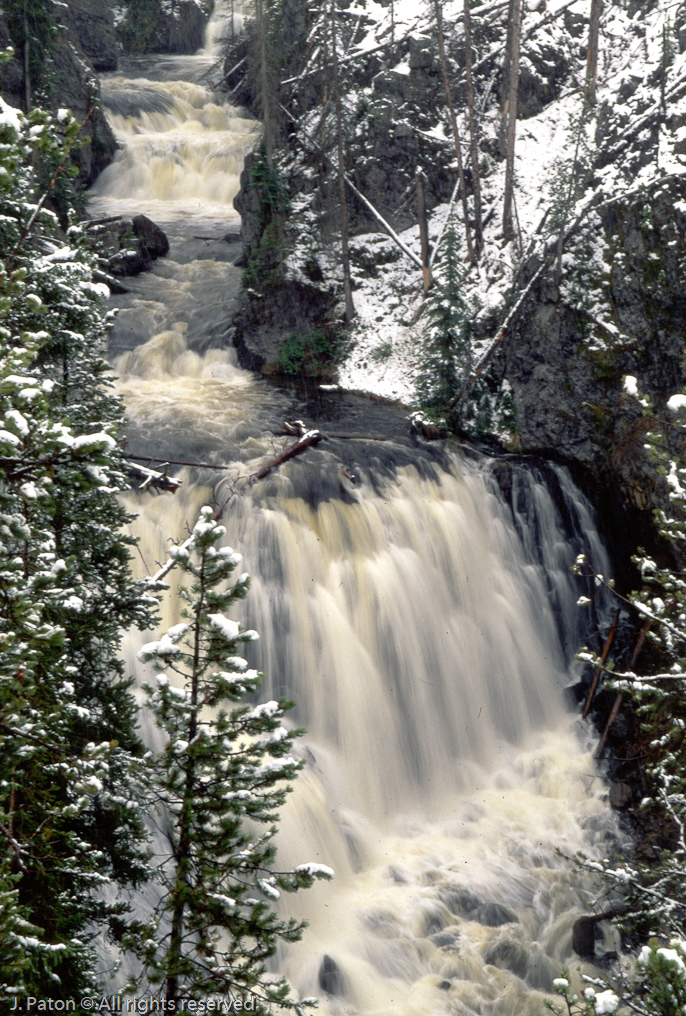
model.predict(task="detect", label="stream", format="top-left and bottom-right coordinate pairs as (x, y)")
top-left (87, 6), bottom-right (623, 1012)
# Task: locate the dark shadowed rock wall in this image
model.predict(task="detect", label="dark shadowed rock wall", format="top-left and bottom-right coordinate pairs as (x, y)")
top-left (0, 3), bottom-right (118, 188)
top-left (114, 0), bottom-right (213, 55)
top-left (503, 179), bottom-right (686, 523)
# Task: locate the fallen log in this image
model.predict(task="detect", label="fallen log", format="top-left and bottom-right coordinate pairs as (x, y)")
top-left (247, 428), bottom-right (324, 485)
top-left (124, 459), bottom-right (183, 493)
top-left (595, 618), bottom-right (651, 759)
top-left (147, 426), bottom-right (326, 584)
top-left (583, 608), bottom-right (620, 718)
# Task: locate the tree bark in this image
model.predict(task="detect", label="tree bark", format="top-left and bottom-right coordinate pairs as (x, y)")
top-left (502, 0), bottom-right (521, 242)
top-left (250, 428), bottom-right (324, 484)
top-left (256, 0), bottom-right (273, 166)
top-left (328, 0), bottom-right (356, 321)
top-left (23, 1), bottom-right (31, 112)
top-left (582, 608), bottom-right (620, 718)
top-left (585, 0), bottom-right (602, 105)
top-left (416, 168), bottom-right (432, 293)
top-left (463, 0), bottom-right (483, 255)
top-left (433, 0), bottom-right (474, 263)
top-left (165, 557), bottom-right (205, 1004)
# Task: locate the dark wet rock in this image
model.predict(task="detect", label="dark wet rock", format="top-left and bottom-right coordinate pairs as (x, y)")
top-left (430, 932), bottom-right (458, 950)
top-left (474, 903), bottom-right (519, 927)
top-left (116, 0), bottom-right (212, 55)
top-left (500, 176), bottom-right (686, 552)
top-left (83, 215), bottom-right (169, 276)
top-left (0, 11), bottom-right (117, 189)
top-left (440, 886), bottom-right (482, 916)
top-left (596, 950), bottom-right (619, 968)
top-left (609, 781), bottom-right (633, 810)
top-left (101, 81), bottom-right (177, 119)
top-left (572, 916), bottom-right (600, 960)
top-left (232, 280), bottom-right (339, 373)
top-left (484, 939), bottom-right (529, 979)
top-left (131, 214), bottom-right (170, 259)
top-left (564, 681), bottom-right (586, 710)
top-left (319, 954), bottom-right (346, 996)
top-left (59, 0), bottom-right (119, 72)
top-left (420, 906), bottom-right (449, 935)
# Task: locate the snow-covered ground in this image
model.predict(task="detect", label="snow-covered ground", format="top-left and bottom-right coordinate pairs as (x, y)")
top-left (318, 0), bottom-right (686, 404)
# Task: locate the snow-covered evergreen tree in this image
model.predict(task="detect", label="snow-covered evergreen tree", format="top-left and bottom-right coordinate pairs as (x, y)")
top-left (137, 507), bottom-right (332, 1007)
top-left (414, 218), bottom-right (473, 433)
top-left (0, 92), bottom-right (154, 998)
top-left (414, 218), bottom-right (511, 436)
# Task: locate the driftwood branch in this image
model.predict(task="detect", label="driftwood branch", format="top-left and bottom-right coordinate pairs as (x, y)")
top-left (247, 426), bottom-right (323, 484)
top-left (147, 424), bottom-right (325, 586)
top-left (595, 618), bottom-right (651, 759)
top-left (124, 459), bottom-right (183, 493)
top-left (583, 608), bottom-right (620, 718)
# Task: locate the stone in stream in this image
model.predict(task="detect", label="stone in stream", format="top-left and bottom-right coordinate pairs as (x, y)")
top-left (572, 916), bottom-right (598, 960)
top-left (474, 903), bottom-right (519, 927)
top-left (83, 214), bottom-right (170, 277)
top-left (318, 954), bottom-right (346, 996)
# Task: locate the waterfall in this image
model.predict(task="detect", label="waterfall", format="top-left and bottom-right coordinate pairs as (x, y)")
top-left (89, 19), bottom-right (623, 1013)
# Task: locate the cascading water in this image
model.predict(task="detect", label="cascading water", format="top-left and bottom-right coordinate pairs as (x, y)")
top-left (90, 8), bottom-right (624, 1012)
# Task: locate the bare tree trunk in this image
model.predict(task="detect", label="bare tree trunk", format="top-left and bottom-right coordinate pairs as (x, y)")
top-left (256, 0), bottom-right (273, 166)
top-left (23, 0), bottom-right (31, 111)
top-left (416, 168), bottom-right (432, 293)
top-left (329, 0), bottom-right (355, 322)
top-left (502, 0), bottom-right (521, 242)
top-left (463, 0), bottom-right (483, 256)
top-left (585, 0), bottom-right (602, 105)
top-left (433, 0), bottom-right (474, 263)
top-left (498, 2), bottom-right (514, 158)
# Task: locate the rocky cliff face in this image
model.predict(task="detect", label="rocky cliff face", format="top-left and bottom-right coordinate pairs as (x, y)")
top-left (0, 1), bottom-right (118, 188)
top-left (503, 177), bottom-right (686, 517)
top-left (62, 0), bottom-right (119, 72)
top-left (226, 0), bottom-right (686, 541)
top-left (114, 0), bottom-right (213, 55)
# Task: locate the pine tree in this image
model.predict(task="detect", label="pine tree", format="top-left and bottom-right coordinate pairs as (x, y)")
top-left (137, 507), bottom-right (332, 1006)
top-left (415, 218), bottom-right (473, 433)
top-left (0, 97), bottom-right (154, 998)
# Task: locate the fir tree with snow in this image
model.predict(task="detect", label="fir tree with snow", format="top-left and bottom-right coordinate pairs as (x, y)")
top-left (137, 507), bottom-right (332, 1007)
top-left (414, 217), bottom-right (474, 434)
top-left (0, 96), bottom-right (154, 997)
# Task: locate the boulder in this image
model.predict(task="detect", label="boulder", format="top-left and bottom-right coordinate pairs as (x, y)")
top-left (83, 214), bottom-right (170, 276)
top-left (572, 916), bottom-right (597, 960)
top-left (232, 280), bottom-right (338, 373)
top-left (318, 955), bottom-right (346, 996)
top-left (474, 903), bottom-right (519, 928)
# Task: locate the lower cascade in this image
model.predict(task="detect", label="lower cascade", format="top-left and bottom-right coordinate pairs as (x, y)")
top-left (90, 9), bottom-right (623, 1012)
